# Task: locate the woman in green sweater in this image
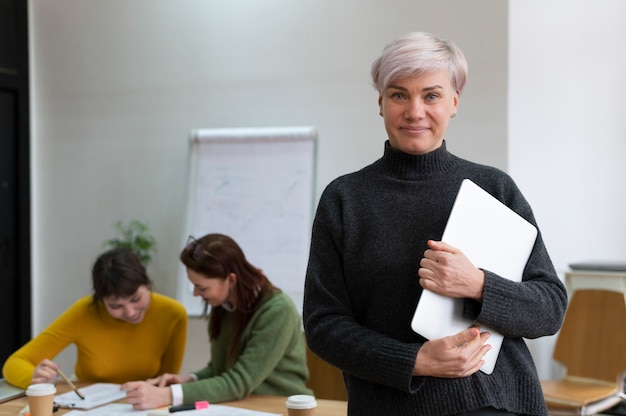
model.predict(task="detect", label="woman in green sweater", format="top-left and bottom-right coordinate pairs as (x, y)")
top-left (122, 233), bottom-right (312, 410)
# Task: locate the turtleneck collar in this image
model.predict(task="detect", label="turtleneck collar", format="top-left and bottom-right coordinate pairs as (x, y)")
top-left (376, 140), bottom-right (456, 181)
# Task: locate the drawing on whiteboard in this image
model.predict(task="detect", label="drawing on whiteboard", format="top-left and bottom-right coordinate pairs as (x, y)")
top-left (177, 127), bottom-right (317, 316)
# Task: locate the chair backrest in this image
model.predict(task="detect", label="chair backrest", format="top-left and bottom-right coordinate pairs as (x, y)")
top-left (553, 289), bottom-right (626, 383)
top-left (304, 335), bottom-right (348, 401)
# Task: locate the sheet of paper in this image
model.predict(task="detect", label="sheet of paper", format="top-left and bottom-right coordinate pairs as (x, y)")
top-left (64, 403), bottom-right (141, 416)
top-left (64, 403), bottom-right (281, 416)
top-left (54, 383), bottom-right (127, 409)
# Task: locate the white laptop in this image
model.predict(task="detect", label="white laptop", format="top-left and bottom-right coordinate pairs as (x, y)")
top-left (410, 179), bottom-right (537, 374)
top-left (0, 378), bottom-right (24, 403)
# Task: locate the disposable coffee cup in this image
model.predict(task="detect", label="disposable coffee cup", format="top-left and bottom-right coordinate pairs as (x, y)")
top-left (26, 384), bottom-right (56, 416)
top-left (286, 394), bottom-right (317, 416)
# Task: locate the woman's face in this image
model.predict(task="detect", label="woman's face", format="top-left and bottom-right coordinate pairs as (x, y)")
top-left (187, 268), bottom-right (236, 307)
top-left (378, 69), bottom-right (459, 155)
top-left (102, 285), bottom-right (151, 324)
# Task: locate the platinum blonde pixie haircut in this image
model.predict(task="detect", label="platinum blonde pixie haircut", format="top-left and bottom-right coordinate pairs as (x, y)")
top-left (371, 32), bottom-right (468, 95)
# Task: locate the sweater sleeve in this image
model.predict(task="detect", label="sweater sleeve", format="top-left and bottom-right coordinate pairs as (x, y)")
top-left (191, 363), bottom-right (215, 380)
top-left (303, 188), bottom-right (421, 394)
top-left (2, 299), bottom-right (84, 389)
top-left (464, 175), bottom-right (568, 339)
top-left (180, 293), bottom-right (302, 403)
top-left (155, 295), bottom-right (188, 374)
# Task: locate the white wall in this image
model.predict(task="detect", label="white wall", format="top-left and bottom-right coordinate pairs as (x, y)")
top-left (509, 0), bottom-right (626, 378)
top-left (509, 0), bottom-right (626, 278)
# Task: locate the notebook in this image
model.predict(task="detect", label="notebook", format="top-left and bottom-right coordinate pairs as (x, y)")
top-left (410, 179), bottom-right (537, 374)
top-left (0, 378), bottom-right (24, 403)
top-left (54, 383), bottom-right (126, 409)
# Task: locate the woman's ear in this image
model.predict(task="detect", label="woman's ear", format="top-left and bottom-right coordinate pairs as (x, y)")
top-left (227, 272), bottom-right (237, 286)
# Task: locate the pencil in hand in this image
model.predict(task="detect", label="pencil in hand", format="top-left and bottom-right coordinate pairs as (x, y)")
top-left (56, 368), bottom-right (85, 400)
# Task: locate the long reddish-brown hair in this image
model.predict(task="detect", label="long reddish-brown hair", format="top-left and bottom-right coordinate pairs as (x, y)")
top-left (180, 233), bottom-right (279, 360)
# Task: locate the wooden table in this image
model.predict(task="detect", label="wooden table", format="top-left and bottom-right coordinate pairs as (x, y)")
top-left (0, 383), bottom-right (347, 416)
top-left (223, 395), bottom-right (346, 414)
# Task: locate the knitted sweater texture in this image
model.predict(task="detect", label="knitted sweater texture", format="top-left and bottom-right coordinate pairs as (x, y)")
top-left (303, 141), bottom-right (567, 416)
top-left (181, 291), bottom-right (312, 403)
top-left (2, 293), bottom-right (187, 389)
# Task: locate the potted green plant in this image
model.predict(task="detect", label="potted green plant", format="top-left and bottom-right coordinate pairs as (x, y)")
top-left (104, 220), bottom-right (157, 265)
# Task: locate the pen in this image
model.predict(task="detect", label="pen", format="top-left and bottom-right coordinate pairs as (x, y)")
top-left (169, 401), bottom-right (209, 413)
top-left (56, 368), bottom-right (85, 400)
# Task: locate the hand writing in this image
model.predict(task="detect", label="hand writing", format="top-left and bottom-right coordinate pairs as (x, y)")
top-left (31, 359), bottom-right (59, 385)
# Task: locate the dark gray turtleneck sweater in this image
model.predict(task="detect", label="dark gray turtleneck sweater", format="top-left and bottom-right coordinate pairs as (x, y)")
top-left (303, 141), bottom-right (567, 416)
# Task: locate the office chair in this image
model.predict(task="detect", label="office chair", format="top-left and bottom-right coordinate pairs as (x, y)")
top-left (304, 336), bottom-right (348, 401)
top-left (540, 289), bottom-right (626, 415)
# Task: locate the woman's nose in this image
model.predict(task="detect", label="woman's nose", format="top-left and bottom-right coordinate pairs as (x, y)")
top-left (404, 98), bottom-right (425, 120)
top-left (124, 305), bottom-right (135, 317)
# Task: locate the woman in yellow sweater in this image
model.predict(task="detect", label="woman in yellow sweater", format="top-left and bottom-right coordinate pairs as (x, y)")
top-left (2, 247), bottom-right (188, 389)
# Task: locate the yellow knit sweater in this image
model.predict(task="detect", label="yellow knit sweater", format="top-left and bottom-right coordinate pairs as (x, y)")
top-left (2, 293), bottom-right (187, 389)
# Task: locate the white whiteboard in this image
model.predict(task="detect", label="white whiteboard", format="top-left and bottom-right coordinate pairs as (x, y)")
top-left (176, 126), bottom-right (317, 316)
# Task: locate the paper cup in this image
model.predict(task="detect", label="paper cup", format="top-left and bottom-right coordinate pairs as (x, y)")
top-left (286, 394), bottom-right (317, 416)
top-left (26, 384), bottom-right (56, 416)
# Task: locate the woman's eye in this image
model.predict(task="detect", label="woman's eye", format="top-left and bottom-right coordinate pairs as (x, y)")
top-left (425, 93), bottom-right (439, 101)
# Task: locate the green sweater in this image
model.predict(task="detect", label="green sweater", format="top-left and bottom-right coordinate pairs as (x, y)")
top-left (181, 291), bottom-right (313, 403)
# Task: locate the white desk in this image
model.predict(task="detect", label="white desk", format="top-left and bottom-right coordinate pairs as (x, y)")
top-left (565, 270), bottom-right (626, 294)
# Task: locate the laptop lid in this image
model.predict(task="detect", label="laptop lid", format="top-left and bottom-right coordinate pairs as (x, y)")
top-left (0, 378), bottom-right (24, 403)
top-left (411, 179), bottom-right (537, 374)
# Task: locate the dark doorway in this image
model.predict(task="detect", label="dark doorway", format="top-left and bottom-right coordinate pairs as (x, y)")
top-left (0, 0), bottom-right (31, 366)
